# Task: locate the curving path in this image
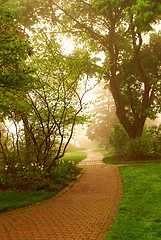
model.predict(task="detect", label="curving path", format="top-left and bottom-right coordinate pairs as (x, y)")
top-left (77, 149), bottom-right (106, 167)
top-left (0, 150), bottom-right (123, 240)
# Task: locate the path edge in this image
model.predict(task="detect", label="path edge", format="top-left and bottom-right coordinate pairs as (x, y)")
top-left (98, 165), bottom-right (123, 240)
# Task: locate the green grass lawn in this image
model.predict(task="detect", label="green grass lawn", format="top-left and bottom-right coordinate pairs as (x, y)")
top-left (0, 191), bottom-right (57, 213)
top-left (105, 164), bottom-right (161, 240)
top-left (0, 151), bottom-right (87, 213)
top-left (96, 149), bottom-right (161, 164)
top-left (61, 151), bottom-right (87, 164)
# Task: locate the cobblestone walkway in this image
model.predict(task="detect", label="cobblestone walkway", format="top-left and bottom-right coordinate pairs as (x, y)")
top-left (0, 150), bottom-right (123, 240)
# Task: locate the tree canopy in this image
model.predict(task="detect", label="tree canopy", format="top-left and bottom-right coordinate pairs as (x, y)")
top-left (0, 15), bottom-right (96, 172)
top-left (0, 0), bottom-right (34, 91)
top-left (1, 0), bottom-right (161, 144)
top-left (11, 0), bottom-right (161, 138)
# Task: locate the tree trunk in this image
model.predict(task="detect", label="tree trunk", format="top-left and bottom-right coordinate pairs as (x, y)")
top-left (22, 117), bottom-right (33, 164)
top-left (107, 17), bottom-right (149, 139)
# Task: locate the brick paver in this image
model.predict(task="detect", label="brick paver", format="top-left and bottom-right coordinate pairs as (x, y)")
top-left (0, 151), bottom-right (123, 240)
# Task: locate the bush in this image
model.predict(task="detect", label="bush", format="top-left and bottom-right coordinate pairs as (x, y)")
top-left (147, 124), bottom-right (161, 157)
top-left (109, 124), bottom-right (128, 157)
top-left (0, 160), bottom-right (82, 191)
top-left (123, 137), bottom-right (152, 160)
top-left (109, 124), bottom-right (161, 160)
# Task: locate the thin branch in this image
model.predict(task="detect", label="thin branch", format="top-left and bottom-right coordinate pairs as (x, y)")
top-left (52, 1), bottom-right (109, 50)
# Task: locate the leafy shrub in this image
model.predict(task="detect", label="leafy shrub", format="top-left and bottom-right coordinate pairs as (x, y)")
top-left (0, 160), bottom-right (82, 191)
top-left (123, 137), bottom-right (152, 160)
top-left (109, 124), bottom-right (161, 160)
top-left (147, 124), bottom-right (161, 157)
top-left (109, 124), bottom-right (128, 157)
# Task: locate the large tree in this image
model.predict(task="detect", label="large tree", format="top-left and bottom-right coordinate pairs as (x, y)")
top-left (51, 0), bottom-right (161, 138)
top-left (5, 0), bottom-right (161, 138)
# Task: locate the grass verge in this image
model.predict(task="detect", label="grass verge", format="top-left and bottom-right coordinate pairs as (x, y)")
top-left (105, 164), bottom-right (161, 240)
top-left (96, 149), bottom-right (161, 164)
top-left (61, 151), bottom-right (87, 164)
top-left (0, 191), bottom-right (57, 213)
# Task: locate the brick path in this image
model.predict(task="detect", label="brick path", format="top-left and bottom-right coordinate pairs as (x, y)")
top-left (0, 151), bottom-right (123, 240)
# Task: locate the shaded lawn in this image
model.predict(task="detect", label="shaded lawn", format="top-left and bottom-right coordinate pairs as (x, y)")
top-left (105, 165), bottom-right (161, 240)
top-left (0, 191), bottom-right (57, 213)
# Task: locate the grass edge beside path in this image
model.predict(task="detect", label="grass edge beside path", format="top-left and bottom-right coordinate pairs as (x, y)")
top-left (96, 149), bottom-right (161, 164)
top-left (0, 151), bottom-right (87, 213)
top-left (61, 151), bottom-right (87, 164)
top-left (0, 191), bottom-right (58, 213)
top-left (105, 164), bottom-right (161, 240)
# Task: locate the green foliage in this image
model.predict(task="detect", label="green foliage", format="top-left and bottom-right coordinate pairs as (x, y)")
top-left (0, 151), bottom-right (84, 198)
top-left (6, 0), bottom-right (55, 29)
top-left (110, 124), bottom-right (161, 160)
top-left (109, 124), bottom-right (128, 156)
top-left (97, 149), bottom-right (161, 164)
top-left (128, 0), bottom-right (161, 32)
top-left (123, 136), bottom-right (152, 160)
top-left (0, 0), bottom-right (34, 91)
top-left (0, 29), bottom-right (93, 172)
top-left (147, 124), bottom-right (161, 157)
top-left (117, 32), bottom-right (161, 122)
top-left (47, 0), bottom-right (161, 138)
top-left (6, 0), bottom-right (161, 139)
top-left (0, 159), bottom-right (82, 191)
top-left (105, 165), bottom-right (161, 240)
